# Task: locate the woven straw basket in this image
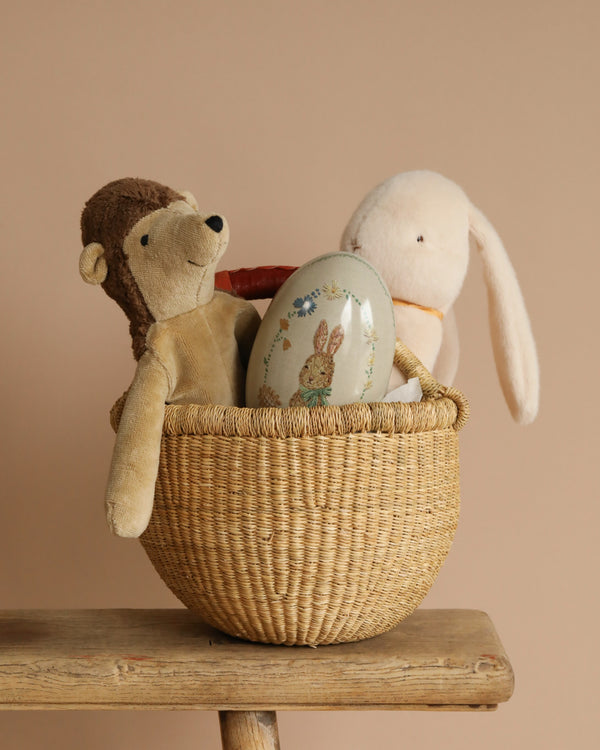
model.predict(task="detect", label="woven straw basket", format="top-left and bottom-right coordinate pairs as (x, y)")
top-left (111, 340), bottom-right (469, 646)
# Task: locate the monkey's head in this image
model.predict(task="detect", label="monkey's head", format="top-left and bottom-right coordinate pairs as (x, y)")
top-left (80, 177), bottom-right (229, 359)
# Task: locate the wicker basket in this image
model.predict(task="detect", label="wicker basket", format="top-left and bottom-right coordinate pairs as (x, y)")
top-left (111, 340), bottom-right (469, 646)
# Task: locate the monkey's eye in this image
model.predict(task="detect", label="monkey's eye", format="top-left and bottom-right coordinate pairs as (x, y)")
top-left (417, 235), bottom-right (424, 243)
top-left (140, 234), bottom-right (149, 246)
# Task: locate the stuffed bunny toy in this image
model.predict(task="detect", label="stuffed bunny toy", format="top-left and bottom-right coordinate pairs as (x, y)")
top-left (289, 319), bottom-right (345, 407)
top-left (340, 170), bottom-right (539, 425)
top-left (79, 177), bottom-right (261, 537)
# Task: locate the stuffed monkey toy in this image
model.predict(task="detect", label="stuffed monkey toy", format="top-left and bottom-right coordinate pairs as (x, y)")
top-left (341, 170), bottom-right (539, 425)
top-left (80, 178), bottom-right (261, 537)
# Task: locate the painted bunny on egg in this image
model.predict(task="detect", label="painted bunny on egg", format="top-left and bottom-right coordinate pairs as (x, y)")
top-left (341, 170), bottom-right (539, 425)
top-left (289, 319), bottom-right (345, 407)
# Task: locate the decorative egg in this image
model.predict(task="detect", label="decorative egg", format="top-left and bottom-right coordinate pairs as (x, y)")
top-left (245, 252), bottom-right (396, 408)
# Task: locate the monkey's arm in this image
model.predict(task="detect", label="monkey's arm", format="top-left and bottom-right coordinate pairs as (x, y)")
top-left (105, 351), bottom-right (171, 538)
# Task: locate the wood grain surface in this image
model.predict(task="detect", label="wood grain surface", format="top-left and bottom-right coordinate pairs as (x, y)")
top-left (0, 608), bottom-right (513, 711)
top-left (219, 711), bottom-right (281, 750)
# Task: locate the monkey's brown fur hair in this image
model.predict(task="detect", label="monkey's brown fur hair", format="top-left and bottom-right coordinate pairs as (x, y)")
top-left (81, 178), bottom-right (184, 359)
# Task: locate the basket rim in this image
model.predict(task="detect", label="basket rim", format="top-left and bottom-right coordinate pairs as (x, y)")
top-left (110, 339), bottom-right (469, 438)
top-left (111, 389), bottom-right (468, 439)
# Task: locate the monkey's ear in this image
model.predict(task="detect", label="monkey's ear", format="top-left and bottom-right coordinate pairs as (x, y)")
top-left (79, 242), bottom-right (108, 285)
top-left (179, 190), bottom-right (199, 211)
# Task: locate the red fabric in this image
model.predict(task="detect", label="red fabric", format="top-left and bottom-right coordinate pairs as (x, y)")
top-left (215, 266), bottom-right (298, 300)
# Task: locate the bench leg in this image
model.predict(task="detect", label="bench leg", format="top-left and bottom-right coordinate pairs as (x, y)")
top-left (219, 710), bottom-right (281, 750)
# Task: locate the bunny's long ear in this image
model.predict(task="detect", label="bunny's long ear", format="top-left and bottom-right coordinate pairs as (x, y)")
top-left (314, 319), bottom-right (329, 352)
top-left (327, 324), bottom-right (345, 355)
top-left (469, 204), bottom-right (539, 424)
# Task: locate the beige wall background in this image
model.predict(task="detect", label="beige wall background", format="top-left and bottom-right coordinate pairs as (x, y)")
top-left (1, 1), bottom-right (598, 747)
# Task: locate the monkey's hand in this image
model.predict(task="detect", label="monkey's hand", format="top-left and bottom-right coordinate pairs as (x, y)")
top-left (105, 352), bottom-right (170, 537)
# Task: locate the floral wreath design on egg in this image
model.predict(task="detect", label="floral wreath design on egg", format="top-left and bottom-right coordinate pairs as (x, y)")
top-left (257, 280), bottom-right (379, 407)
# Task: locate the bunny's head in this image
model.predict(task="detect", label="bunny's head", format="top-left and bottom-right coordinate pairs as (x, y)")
top-left (341, 170), bottom-right (539, 425)
top-left (341, 171), bottom-right (471, 313)
top-left (298, 319), bottom-right (345, 390)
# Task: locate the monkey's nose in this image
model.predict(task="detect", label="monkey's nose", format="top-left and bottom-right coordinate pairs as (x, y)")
top-left (205, 215), bottom-right (224, 233)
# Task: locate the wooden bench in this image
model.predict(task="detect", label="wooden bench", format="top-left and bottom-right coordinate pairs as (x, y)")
top-left (0, 608), bottom-right (514, 749)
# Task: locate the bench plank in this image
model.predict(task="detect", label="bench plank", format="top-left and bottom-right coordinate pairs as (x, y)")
top-left (0, 608), bottom-right (513, 711)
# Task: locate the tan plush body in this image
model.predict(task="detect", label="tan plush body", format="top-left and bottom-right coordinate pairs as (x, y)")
top-left (147, 295), bottom-right (258, 406)
top-left (80, 178), bottom-right (260, 537)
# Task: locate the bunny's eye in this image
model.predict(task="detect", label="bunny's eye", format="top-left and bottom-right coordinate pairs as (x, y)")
top-left (417, 235), bottom-right (424, 243)
top-left (140, 234), bottom-right (149, 246)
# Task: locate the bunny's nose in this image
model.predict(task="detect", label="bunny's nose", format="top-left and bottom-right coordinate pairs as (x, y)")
top-left (205, 215), bottom-right (224, 233)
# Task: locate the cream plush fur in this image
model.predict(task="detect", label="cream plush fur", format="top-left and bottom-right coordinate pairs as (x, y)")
top-left (341, 170), bottom-right (539, 425)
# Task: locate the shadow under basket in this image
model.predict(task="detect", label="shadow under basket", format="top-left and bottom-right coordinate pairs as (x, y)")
top-left (111, 341), bottom-right (469, 646)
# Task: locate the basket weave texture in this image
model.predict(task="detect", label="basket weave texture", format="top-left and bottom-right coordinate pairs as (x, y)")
top-left (111, 341), bottom-right (469, 646)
